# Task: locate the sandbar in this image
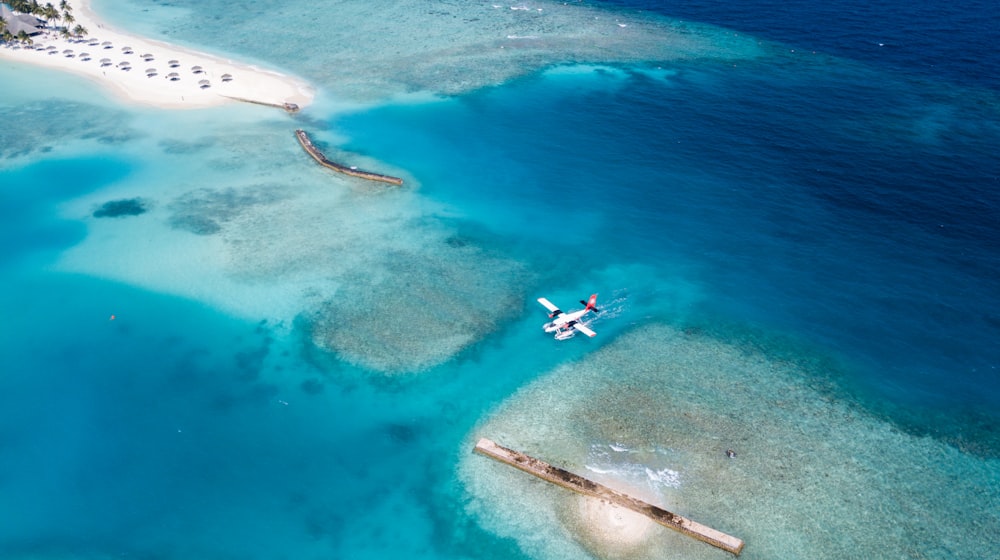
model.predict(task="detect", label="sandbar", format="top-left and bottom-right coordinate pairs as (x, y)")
top-left (0, 0), bottom-right (313, 109)
top-left (577, 496), bottom-right (655, 549)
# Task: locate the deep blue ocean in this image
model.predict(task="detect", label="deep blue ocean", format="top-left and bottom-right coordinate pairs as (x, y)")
top-left (2, 0), bottom-right (998, 558)
top-left (335, 42), bottom-right (1000, 440)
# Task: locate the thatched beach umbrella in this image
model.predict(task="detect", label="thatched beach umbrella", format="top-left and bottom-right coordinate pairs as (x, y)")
top-left (100, 58), bottom-right (111, 66)
top-left (168, 59), bottom-right (180, 68)
top-left (146, 68), bottom-right (157, 77)
top-left (198, 79), bottom-right (210, 89)
top-left (79, 52), bottom-right (90, 60)
top-left (62, 49), bottom-right (73, 55)
top-left (221, 73), bottom-right (233, 82)
top-left (166, 72), bottom-right (180, 81)
top-left (122, 46), bottom-right (133, 54)
top-left (46, 45), bottom-right (57, 51)
top-left (191, 65), bottom-right (203, 74)
top-left (88, 38), bottom-right (99, 46)
top-left (102, 41), bottom-right (113, 48)
top-left (141, 53), bottom-right (153, 61)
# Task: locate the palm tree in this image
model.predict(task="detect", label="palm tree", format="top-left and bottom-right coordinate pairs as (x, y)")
top-left (62, 10), bottom-right (73, 29)
top-left (59, 0), bottom-right (68, 11)
top-left (42, 3), bottom-right (59, 24)
top-left (18, 29), bottom-right (33, 46)
top-left (72, 24), bottom-right (86, 37)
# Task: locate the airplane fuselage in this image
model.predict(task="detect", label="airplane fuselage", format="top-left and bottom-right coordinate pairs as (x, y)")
top-left (543, 308), bottom-right (591, 333)
top-left (537, 294), bottom-right (598, 340)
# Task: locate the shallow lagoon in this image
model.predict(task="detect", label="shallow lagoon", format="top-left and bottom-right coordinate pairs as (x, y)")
top-left (2, 0), bottom-right (999, 558)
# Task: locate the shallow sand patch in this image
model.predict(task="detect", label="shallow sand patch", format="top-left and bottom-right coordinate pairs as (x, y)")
top-left (568, 497), bottom-right (656, 559)
top-left (460, 324), bottom-right (1000, 559)
top-left (55, 119), bottom-right (532, 374)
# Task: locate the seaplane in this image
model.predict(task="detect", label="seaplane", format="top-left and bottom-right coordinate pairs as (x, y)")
top-left (537, 294), bottom-right (599, 340)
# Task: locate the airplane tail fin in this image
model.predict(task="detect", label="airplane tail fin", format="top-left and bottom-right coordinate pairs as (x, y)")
top-left (580, 294), bottom-right (599, 313)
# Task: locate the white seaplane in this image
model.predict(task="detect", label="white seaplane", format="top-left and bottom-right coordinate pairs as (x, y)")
top-left (537, 294), bottom-right (599, 340)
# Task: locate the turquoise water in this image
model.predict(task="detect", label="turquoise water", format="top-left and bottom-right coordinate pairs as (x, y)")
top-left (2, 0), bottom-right (999, 558)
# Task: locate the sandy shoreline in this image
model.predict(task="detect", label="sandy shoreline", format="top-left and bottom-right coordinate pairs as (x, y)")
top-left (0, 0), bottom-right (314, 109)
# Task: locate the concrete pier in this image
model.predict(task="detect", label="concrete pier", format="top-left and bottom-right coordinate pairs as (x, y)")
top-left (219, 95), bottom-right (300, 112)
top-left (295, 129), bottom-right (403, 186)
top-left (473, 438), bottom-right (744, 556)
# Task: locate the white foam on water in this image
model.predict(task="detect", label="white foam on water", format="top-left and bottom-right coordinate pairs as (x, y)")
top-left (645, 467), bottom-right (681, 489)
top-left (585, 442), bottom-right (684, 500)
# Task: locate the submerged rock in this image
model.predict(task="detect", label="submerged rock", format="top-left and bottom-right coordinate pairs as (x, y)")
top-left (0, 100), bottom-right (137, 161)
top-left (307, 245), bottom-right (527, 374)
top-left (93, 198), bottom-right (148, 218)
top-left (167, 185), bottom-right (289, 235)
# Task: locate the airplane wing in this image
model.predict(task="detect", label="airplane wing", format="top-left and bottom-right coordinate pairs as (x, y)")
top-left (537, 297), bottom-right (561, 314)
top-left (572, 322), bottom-right (597, 338)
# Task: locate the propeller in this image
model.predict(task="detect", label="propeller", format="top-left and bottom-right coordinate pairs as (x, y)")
top-left (580, 300), bottom-right (601, 313)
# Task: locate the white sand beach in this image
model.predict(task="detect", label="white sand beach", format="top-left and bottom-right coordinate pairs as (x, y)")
top-left (576, 497), bottom-right (655, 551)
top-left (0, 0), bottom-right (313, 109)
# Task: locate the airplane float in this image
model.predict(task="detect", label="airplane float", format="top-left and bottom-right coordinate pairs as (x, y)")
top-left (537, 294), bottom-right (599, 340)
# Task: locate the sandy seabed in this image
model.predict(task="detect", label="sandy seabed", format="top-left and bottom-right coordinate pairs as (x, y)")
top-left (459, 324), bottom-right (1000, 559)
top-left (572, 498), bottom-right (656, 557)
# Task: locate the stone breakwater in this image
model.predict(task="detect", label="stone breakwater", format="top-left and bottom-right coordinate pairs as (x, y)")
top-left (295, 129), bottom-right (403, 186)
